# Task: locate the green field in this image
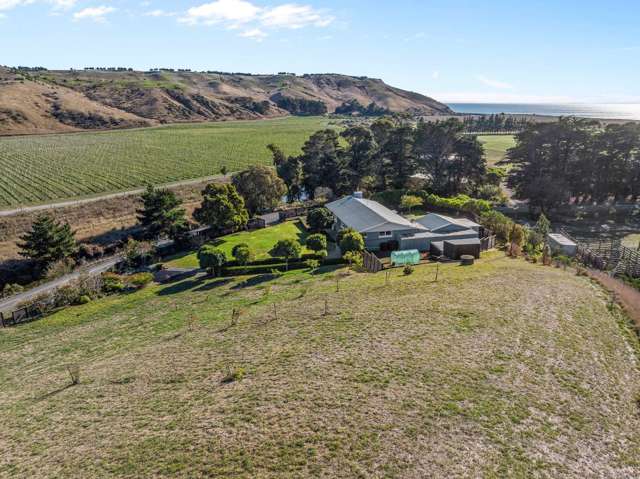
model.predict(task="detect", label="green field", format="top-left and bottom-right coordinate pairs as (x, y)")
top-left (166, 221), bottom-right (313, 268)
top-left (1, 253), bottom-right (639, 477)
top-left (478, 134), bottom-right (516, 166)
top-left (0, 117), bottom-right (330, 208)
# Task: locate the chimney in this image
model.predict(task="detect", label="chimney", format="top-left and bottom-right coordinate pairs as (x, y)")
top-left (353, 191), bottom-right (364, 199)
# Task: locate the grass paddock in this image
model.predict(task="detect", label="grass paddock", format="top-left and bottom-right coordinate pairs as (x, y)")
top-left (1, 252), bottom-right (639, 477)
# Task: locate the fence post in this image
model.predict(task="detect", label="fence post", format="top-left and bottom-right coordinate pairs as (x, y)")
top-left (0, 312), bottom-right (4, 328)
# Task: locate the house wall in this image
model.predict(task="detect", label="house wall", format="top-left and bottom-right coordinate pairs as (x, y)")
top-left (363, 229), bottom-right (421, 251)
top-left (400, 231), bottom-right (480, 252)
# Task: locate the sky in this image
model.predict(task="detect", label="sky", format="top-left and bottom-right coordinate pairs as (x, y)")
top-left (2, 0), bottom-right (640, 104)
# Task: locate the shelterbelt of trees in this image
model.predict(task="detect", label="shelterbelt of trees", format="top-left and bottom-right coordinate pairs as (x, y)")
top-left (268, 117), bottom-right (503, 203)
top-left (507, 118), bottom-right (640, 211)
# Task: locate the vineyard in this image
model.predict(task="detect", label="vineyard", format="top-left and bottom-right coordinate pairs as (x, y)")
top-left (0, 117), bottom-right (331, 208)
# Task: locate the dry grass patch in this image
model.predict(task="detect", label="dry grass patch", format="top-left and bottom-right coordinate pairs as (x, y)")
top-left (1, 253), bottom-right (640, 477)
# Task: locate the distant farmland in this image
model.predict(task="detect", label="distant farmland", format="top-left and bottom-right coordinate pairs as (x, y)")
top-left (0, 117), bottom-right (330, 208)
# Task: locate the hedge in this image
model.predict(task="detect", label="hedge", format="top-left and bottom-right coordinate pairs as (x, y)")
top-left (224, 253), bottom-right (323, 268)
top-left (221, 257), bottom-right (346, 276)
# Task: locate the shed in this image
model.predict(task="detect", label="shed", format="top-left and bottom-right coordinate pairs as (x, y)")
top-left (547, 233), bottom-right (577, 257)
top-left (443, 238), bottom-right (481, 260)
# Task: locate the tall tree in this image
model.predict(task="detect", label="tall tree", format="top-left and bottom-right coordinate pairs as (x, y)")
top-left (232, 165), bottom-right (287, 215)
top-left (18, 214), bottom-right (77, 274)
top-left (193, 184), bottom-right (248, 234)
top-left (340, 126), bottom-right (377, 191)
top-left (136, 185), bottom-right (187, 240)
top-left (268, 144), bottom-right (304, 202)
top-left (380, 125), bottom-right (416, 189)
top-left (299, 129), bottom-right (345, 198)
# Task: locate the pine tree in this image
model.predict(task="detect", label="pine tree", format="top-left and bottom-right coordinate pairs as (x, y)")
top-left (136, 185), bottom-right (187, 240)
top-left (18, 214), bottom-right (77, 272)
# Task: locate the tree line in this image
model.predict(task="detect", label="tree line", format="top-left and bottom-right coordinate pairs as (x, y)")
top-left (462, 114), bottom-right (530, 133)
top-left (269, 117), bottom-right (494, 201)
top-left (507, 117), bottom-right (640, 211)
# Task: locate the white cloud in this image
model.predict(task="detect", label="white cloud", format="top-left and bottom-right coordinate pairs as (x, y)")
top-left (476, 75), bottom-right (513, 90)
top-left (73, 5), bottom-right (115, 22)
top-left (178, 0), bottom-right (334, 40)
top-left (0, 0), bottom-right (27, 11)
top-left (261, 3), bottom-right (333, 29)
top-left (145, 9), bottom-right (175, 17)
top-left (240, 27), bottom-right (266, 41)
top-left (49, 0), bottom-right (76, 9)
top-left (179, 0), bottom-right (260, 26)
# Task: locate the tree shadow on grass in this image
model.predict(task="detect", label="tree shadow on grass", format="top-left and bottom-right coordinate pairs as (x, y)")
top-left (33, 383), bottom-right (75, 402)
top-left (194, 278), bottom-right (232, 292)
top-left (231, 274), bottom-right (279, 290)
top-left (156, 278), bottom-right (203, 296)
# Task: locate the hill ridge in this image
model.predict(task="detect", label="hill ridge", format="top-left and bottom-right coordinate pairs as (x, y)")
top-left (0, 67), bottom-right (452, 135)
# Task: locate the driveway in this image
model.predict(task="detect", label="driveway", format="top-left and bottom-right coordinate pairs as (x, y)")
top-left (0, 256), bottom-right (121, 315)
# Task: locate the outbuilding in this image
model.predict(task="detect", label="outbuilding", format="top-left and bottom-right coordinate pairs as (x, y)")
top-left (547, 233), bottom-right (577, 257)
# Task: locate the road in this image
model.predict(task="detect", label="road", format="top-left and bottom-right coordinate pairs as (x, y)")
top-left (0, 256), bottom-right (121, 315)
top-left (0, 174), bottom-right (226, 217)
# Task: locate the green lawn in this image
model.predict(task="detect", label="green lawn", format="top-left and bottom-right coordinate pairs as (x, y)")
top-left (0, 117), bottom-right (331, 208)
top-left (478, 135), bottom-right (516, 166)
top-left (166, 220), bottom-right (313, 268)
top-left (1, 252), bottom-right (639, 477)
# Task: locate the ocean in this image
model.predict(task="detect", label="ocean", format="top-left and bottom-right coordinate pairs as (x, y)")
top-left (447, 103), bottom-right (640, 121)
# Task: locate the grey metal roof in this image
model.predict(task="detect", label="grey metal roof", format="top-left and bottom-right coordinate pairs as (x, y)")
top-left (415, 213), bottom-right (480, 232)
top-left (401, 228), bottom-right (479, 240)
top-left (325, 196), bottom-right (426, 233)
top-left (444, 238), bottom-right (481, 245)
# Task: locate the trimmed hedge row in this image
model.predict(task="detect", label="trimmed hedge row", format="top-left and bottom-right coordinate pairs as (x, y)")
top-left (221, 256), bottom-right (346, 276)
top-left (224, 253), bottom-right (322, 268)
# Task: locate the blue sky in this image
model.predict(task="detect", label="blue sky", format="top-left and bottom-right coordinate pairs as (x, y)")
top-left (2, 0), bottom-right (640, 103)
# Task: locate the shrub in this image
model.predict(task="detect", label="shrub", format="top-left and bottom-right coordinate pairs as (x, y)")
top-left (307, 207), bottom-right (334, 232)
top-left (421, 193), bottom-right (492, 216)
top-left (45, 258), bottom-right (76, 280)
top-left (233, 244), bottom-right (254, 268)
top-left (343, 251), bottom-right (363, 269)
top-left (198, 245), bottom-right (227, 276)
top-left (339, 230), bottom-right (365, 253)
top-left (231, 243), bottom-right (250, 258)
top-left (102, 272), bottom-right (125, 293)
top-left (305, 259), bottom-right (320, 270)
top-left (1, 283), bottom-right (24, 298)
top-left (54, 285), bottom-right (81, 308)
top-left (403, 265), bottom-right (415, 275)
top-left (78, 295), bottom-right (91, 304)
top-left (270, 239), bottom-right (303, 269)
top-left (127, 272), bottom-right (154, 289)
top-left (221, 367), bottom-right (246, 384)
top-left (122, 238), bottom-right (155, 269)
top-left (400, 194), bottom-right (423, 214)
top-left (306, 233), bottom-right (328, 253)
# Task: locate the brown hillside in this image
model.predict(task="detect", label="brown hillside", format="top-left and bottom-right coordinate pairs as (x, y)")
top-left (0, 67), bottom-right (451, 135)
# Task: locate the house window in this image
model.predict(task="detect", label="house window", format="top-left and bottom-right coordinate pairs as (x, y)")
top-left (379, 231), bottom-right (393, 238)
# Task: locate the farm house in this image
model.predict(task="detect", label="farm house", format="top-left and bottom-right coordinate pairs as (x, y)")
top-left (326, 193), bottom-right (481, 256)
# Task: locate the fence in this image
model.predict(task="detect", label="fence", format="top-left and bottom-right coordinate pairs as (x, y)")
top-left (561, 229), bottom-right (640, 279)
top-left (0, 304), bottom-right (47, 327)
top-left (481, 235), bottom-right (496, 251)
top-left (362, 250), bottom-right (384, 273)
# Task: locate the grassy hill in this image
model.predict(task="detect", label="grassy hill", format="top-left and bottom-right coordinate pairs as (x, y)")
top-left (1, 252), bottom-right (639, 477)
top-left (0, 68), bottom-right (451, 136)
top-left (0, 117), bottom-right (329, 208)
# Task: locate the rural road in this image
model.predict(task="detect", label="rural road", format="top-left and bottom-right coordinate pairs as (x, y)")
top-left (0, 256), bottom-right (122, 314)
top-left (0, 174), bottom-right (226, 217)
